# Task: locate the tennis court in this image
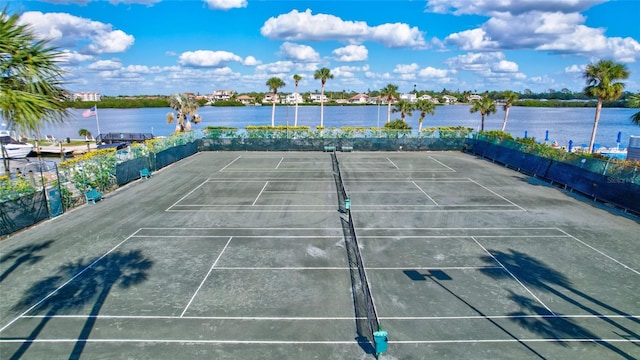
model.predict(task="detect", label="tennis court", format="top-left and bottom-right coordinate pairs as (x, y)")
top-left (0, 151), bottom-right (638, 359)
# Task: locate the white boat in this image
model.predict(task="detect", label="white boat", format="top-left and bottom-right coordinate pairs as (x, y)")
top-left (1, 130), bottom-right (34, 159)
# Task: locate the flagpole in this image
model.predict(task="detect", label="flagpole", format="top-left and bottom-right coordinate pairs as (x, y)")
top-left (95, 104), bottom-right (101, 136)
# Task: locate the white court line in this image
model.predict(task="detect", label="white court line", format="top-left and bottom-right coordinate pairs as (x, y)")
top-left (0, 339), bottom-right (362, 345)
top-left (428, 156), bottom-right (456, 172)
top-left (391, 338), bottom-right (639, 344)
top-left (468, 178), bottom-right (527, 211)
top-left (471, 236), bottom-right (556, 316)
top-left (18, 314), bottom-right (639, 321)
top-left (275, 157), bottom-right (284, 169)
top-left (180, 236), bottom-right (233, 317)
top-left (252, 181), bottom-right (269, 206)
top-left (205, 180), bottom-right (334, 183)
top-left (412, 181), bottom-right (439, 205)
top-left (0, 229), bottom-right (141, 333)
top-left (1, 338), bottom-right (636, 345)
top-left (219, 155), bottom-right (241, 172)
top-left (556, 228), bottom-right (640, 275)
top-left (386, 157), bottom-right (400, 169)
top-left (166, 179), bottom-right (209, 211)
top-left (359, 235), bottom-right (568, 239)
top-left (132, 235), bottom-right (342, 238)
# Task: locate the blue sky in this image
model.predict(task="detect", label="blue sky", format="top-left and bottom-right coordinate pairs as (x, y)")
top-left (9, 0), bottom-right (640, 96)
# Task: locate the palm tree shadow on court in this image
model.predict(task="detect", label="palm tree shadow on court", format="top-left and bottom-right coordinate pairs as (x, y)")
top-left (479, 248), bottom-right (638, 359)
top-left (10, 250), bottom-right (153, 360)
top-left (0, 240), bottom-right (55, 283)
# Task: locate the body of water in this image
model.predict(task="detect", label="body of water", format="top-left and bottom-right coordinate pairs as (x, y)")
top-left (38, 105), bottom-right (639, 149)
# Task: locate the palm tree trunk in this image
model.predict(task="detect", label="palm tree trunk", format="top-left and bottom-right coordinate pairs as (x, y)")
top-left (294, 86), bottom-right (299, 127)
top-left (418, 119), bottom-right (423, 132)
top-left (271, 98), bottom-right (276, 127)
top-left (387, 103), bottom-right (391, 123)
top-left (588, 99), bottom-right (603, 153)
top-left (501, 107), bottom-right (510, 131)
top-left (320, 85), bottom-right (325, 128)
top-left (481, 114), bottom-right (485, 131)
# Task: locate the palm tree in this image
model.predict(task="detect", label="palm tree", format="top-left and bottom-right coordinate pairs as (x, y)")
top-left (392, 99), bottom-right (415, 122)
top-left (470, 94), bottom-right (497, 132)
top-left (314, 67), bottom-right (333, 128)
top-left (265, 77), bottom-right (286, 127)
top-left (583, 59), bottom-right (630, 153)
top-left (629, 93), bottom-right (640, 126)
top-left (166, 93), bottom-right (201, 133)
top-left (1, 8), bottom-right (68, 170)
top-left (501, 91), bottom-right (519, 131)
top-left (293, 74), bottom-right (302, 126)
top-left (380, 84), bottom-right (399, 123)
top-left (415, 99), bottom-right (436, 132)
top-left (78, 128), bottom-right (92, 139)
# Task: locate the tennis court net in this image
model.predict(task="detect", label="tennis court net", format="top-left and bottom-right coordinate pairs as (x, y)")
top-left (331, 152), bottom-right (380, 346)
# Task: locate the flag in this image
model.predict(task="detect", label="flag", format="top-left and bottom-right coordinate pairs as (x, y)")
top-left (82, 106), bottom-right (97, 118)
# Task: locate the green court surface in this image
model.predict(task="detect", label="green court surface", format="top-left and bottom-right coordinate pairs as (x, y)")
top-left (1, 151), bottom-right (638, 359)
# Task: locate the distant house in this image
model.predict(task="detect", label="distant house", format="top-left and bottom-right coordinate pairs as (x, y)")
top-left (399, 93), bottom-right (417, 103)
top-left (467, 94), bottom-right (483, 102)
top-left (262, 93), bottom-right (279, 103)
top-left (282, 93), bottom-right (304, 104)
top-left (418, 94), bottom-right (439, 104)
top-left (73, 91), bottom-right (101, 102)
top-left (442, 95), bottom-right (458, 104)
top-left (348, 94), bottom-right (370, 104)
top-left (212, 89), bottom-right (235, 101)
top-left (236, 95), bottom-right (255, 105)
top-left (309, 93), bottom-right (328, 103)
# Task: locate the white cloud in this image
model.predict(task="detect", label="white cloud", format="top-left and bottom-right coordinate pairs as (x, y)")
top-left (445, 28), bottom-right (498, 51)
top-left (431, 1), bottom-right (640, 62)
top-left (333, 45), bottom-right (368, 62)
top-left (393, 63), bottom-right (421, 74)
top-left (565, 64), bottom-right (585, 73)
top-left (59, 50), bottom-right (93, 64)
top-left (279, 42), bottom-right (320, 62)
top-left (261, 9), bottom-right (426, 48)
top-left (243, 56), bottom-right (261, 66)
top-left (203, 0), bottom-right (247, 10)
top-left (87, 59), bottom-right (122, 70)
top-left (491, 60), bottom-right (518, 73)
top-left (426, 0), bottom-right (606, 16)
top-left (19, 11), bottom-right (134, 54)
top-left (418, 66), bottom-right (450, 78)
top-left (178, 50), bottom-right (244, 67)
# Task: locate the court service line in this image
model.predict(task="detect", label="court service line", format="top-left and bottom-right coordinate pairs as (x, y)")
top-left (0, 339), bottom-right (362, 345)
top-left (275, 157), bottom-right (284, 169)
top-left (471, 236), bottom-right (556, 316)
top-left (412, 181), bottom-right (438, 205)
top-left (219, 155), bottom-right (241, 172)
top-left (467, 178), bottom-right (527, 211)
top-left (181, 236), bottom-right (233, 317)
top-left (166, 179), bottom-right (209, 211)
top-left (391, 338), bottom-right (639, 345)
top-left (252, 182), bottom-right (269, 206)
top-left (0, 229), bottom-right (142, 333)
top-left (428, 156), bottom-right (456, 172)
top-left (556, 228), bottom-right (640, 275)
top-left (20, 314), bottom-right (638, 321)
top-left (386, 157), bottom-right (400, 169)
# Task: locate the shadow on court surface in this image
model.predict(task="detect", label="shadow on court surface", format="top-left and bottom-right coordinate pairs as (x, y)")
top-left (478, 250), bottom-right (638, 360)
top-left (0, 240), bottom-right (55, 283)
top-left (9, 250), bottom-right (153, 360)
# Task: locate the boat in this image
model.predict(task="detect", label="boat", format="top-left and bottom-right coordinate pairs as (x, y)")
top-left (0, 130), bottom-right (34, 159)
top-left (597, 146), bottom-right (628, 160)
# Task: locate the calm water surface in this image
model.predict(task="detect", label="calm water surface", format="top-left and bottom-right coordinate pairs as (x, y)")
top-left (39, 105), bottom-right (639, 148)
